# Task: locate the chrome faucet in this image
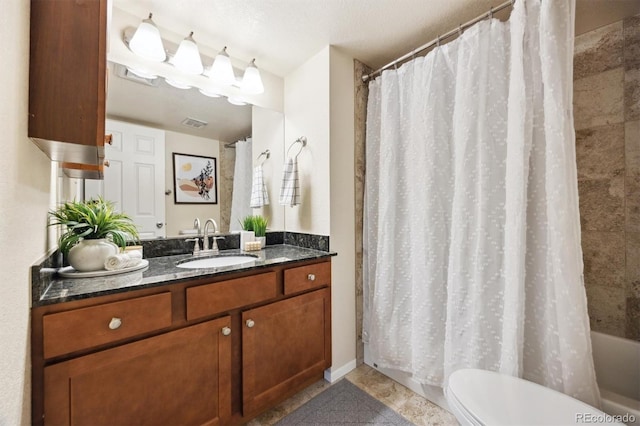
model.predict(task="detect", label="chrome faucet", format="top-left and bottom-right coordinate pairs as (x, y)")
top-left (193, 218), bottom-right (201, 236)
top-left (202, 218), bottom-right (222, 254)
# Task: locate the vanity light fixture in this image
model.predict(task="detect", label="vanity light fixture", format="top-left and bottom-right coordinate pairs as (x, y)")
top-left (172, 32), bottom-right (204, 75)
top-left (122, 16), bottom-right (266, 101)
top-left (241, 59), bottom-right (264, 94)
top-left (128, 13), bottom-right (166, 62)
top-left (208, 46), bottom-right (236, 86)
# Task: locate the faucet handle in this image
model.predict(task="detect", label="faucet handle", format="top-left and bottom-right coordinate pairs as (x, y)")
top-left (212, 236), bottom-right (225, 251)
top-left (185, 238), bottom-right (200, 255)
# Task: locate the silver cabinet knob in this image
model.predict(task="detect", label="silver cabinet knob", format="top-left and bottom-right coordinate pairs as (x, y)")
top-left (156, 222), bottom-right (164, 228)
top-left (307, 274), bottom-right (316, 281)
top-left (109, 317), bottom-right (122, 330)
top-left (221, 327), bottom-right (231, 336)
top-left (246, 319), bottom-right (255, 328)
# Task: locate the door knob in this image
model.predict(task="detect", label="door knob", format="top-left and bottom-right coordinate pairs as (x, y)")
top-left (221, 327), bottom-right (231, 336)
top-left (246, 319), bottom-right (255, 328)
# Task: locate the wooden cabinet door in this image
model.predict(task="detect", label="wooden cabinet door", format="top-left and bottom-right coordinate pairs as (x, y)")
top-left (44, 318), bottom-right (232, 426)
top-left (29, 0), bottom-right (107, 164)
top-left (242, 289), bottom-right (331, 415)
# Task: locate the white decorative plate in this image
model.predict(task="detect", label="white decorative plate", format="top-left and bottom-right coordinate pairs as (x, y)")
top-left (57, 259), bottom-right (149, 278)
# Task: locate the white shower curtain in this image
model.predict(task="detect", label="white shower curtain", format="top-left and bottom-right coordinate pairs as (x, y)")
top-left (229, 138), bottom-right (253, 232)
top-left (363, 0), bottom-right (600, 406)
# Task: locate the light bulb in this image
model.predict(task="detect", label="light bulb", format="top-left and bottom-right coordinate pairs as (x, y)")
top-left (241, 59), bottom-right (264, 94)
top-left (172, 32), bottom-right (204, 75)
top-left (209, 47), bottom-right (236, 86)
top-left (128, 13), bottom-right (166, 62)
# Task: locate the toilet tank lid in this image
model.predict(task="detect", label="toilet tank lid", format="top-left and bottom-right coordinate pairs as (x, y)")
top-left (447, 369), bottom-right (622, 426)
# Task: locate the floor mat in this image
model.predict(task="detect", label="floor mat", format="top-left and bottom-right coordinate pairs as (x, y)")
top-left (274, 379), bottom-right (415, 425)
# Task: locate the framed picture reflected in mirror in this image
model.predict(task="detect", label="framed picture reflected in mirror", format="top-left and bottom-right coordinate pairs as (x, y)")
top-left (172, 153), bottom-right (218, 204)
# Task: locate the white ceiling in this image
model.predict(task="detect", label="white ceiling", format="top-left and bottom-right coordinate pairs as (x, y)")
top-left (108, 0), bottom-right (640, 141)
top-left (114, 0), bottom-right (640, 77)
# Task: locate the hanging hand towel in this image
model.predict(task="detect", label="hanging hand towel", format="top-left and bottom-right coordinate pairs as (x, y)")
top-left (250, 164), bottom-right (269, 208)
top-left (279, 157), bottom-right (300, 206)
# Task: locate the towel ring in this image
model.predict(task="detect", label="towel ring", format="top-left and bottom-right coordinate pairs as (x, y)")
top-left (256, 149), bottom-right (270, 166)
top-left (286, 136), bottom-right (307, 159)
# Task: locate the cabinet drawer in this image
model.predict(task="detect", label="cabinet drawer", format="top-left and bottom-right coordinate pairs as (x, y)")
top-left (187, 272), bottom-right (277, 321)
top-left (43, 293), bottom-right (172, 359)
top-left (284, 262), bottom-right (331, 295)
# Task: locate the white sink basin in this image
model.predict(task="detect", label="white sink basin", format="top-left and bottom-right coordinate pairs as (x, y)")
top-left (177, 255), bottom-right (257, 269)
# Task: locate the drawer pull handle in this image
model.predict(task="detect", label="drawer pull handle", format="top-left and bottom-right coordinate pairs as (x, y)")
top-left (221, 327), bottom-right (231, 336)
top-left (246, 319), bottom-right (255, 328)
top-left (108, 317), bottom-right (122, 330)
top-left (307, 274), bottom-right (316, 281)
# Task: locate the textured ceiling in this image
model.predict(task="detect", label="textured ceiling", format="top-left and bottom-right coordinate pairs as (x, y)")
top-left (114, 0), bottom-right (640, 77)
top-left (108, 0), bottom-right (640, 141)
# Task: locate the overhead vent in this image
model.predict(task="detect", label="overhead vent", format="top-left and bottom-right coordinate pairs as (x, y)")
top-left (113, 63), bottom-right (160, 87)
top-left (181, 117), bottom-right (208, 129)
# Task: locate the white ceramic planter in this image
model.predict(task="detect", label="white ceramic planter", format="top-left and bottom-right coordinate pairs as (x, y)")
top-left (255, 236), bottom-right (266, 248)
top-left (68, 239), bottom-right (119, 272)
top-left (240, 231), bottom-right (255, 251)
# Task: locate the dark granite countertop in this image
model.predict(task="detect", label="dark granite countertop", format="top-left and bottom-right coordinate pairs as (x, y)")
top-left (35, 245), bottom-right (335, 307)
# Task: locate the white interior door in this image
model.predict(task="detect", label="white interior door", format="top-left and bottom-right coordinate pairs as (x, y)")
top-left (85, 120), bottom-right (165, 239)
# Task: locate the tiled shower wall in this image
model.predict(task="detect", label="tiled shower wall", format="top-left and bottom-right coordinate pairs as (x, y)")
top-left (574, 15), bottom-right (640, 340)
top-left (219, 144), bottom-right (235, 233)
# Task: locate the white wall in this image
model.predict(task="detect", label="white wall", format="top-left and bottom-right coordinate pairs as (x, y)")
top-left (165, 130), bottom-right (221, 236)
top-left (283, 45), bottom-right (357, 379)
top-left (252, 107), bottom-right (285, 231)
top-left (328, 47), bottom-right (357, 379)
top-left (0, 1), bottom-right (54, 424)
top-left (283, 47), bottom-right (331, 235)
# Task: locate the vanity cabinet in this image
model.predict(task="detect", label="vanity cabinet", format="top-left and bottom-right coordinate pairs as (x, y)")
top-left (29, 0), bottom-right (109, 176)
top-left (43, 317), bottom-right (232, 426)
top-left (243, 288), bottom-right (331, 415)
top-left (31, 258), bottom-right (332, 426)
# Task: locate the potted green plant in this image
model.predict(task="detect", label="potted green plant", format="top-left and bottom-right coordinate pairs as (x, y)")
top-left (239, 215), bottom-right (255, 232)
top-left (238, 215), bottom-right (255, 250)
top-left (252, 215), bottom-right (268, 248)
top-left (48, 197), bottom-right (139, 272)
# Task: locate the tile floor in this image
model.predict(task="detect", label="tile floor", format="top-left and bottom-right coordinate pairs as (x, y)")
top-left (246, 364), bottom-right (459, 425)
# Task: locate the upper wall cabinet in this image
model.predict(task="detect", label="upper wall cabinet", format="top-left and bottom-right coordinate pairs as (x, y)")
top-left (29, 0), bottom-right (109, 178)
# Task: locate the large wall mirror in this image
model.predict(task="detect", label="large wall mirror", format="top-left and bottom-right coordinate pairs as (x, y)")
top-left (60, 3), bottom-right (285, 239)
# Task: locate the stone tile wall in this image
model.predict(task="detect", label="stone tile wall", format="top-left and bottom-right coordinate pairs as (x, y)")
top-left (354, 60), bottom-right (372, 365)
top-left (575, 16), bottom-right (640, 340)
top-left (219, 143), bottom-right (235, 233)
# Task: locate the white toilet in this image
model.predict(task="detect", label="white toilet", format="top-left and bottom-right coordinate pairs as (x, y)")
top-left (446, 369), bottom-right (623, 425)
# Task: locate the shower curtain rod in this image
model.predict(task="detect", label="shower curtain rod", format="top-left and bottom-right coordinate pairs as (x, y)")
top-left (362, 0), bottom-right (514, 82)
top-left (224, 135), bottom-right (252, 148)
